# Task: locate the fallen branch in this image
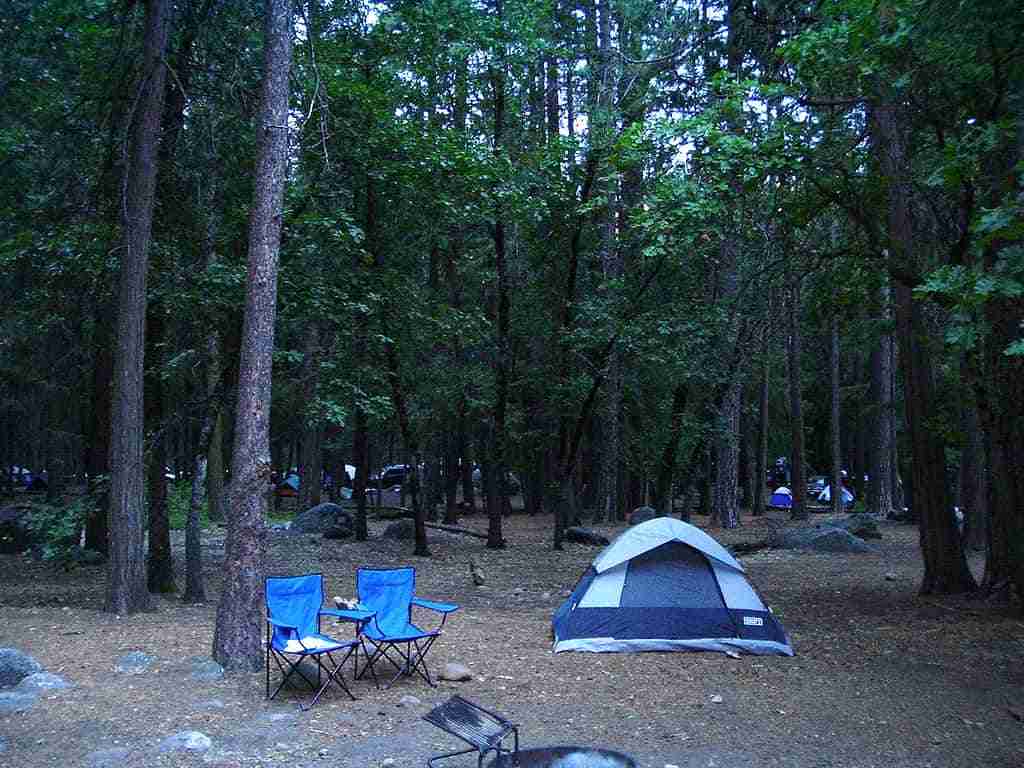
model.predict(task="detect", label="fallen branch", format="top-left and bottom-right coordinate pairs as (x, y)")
top-left (424, 522), bottom-right (491, 541)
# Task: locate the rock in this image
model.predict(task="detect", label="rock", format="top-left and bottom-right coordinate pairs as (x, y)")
top-left (292, 503), bottom-right (353, 534)
top-left (0, 690), bottom-right (36, 714)
top-left (885, 572), bottom-right (898, 581)
top-left (711, 695), bottom-right (723, 703)
top-left (69, 546), bottom-right (106, 565)
top-left (381, 759), bottom-right (396, 768)
top-left (831, 514), bottom-right (883, 540)
top-left (189, 657), bottom-right (224, 681)
top-left (541, 592), bottom-right (551, 600)
top-left (438, 662), bottom-right (472, 682)
top-left (17, 672), bottom-right (71, 691)
top-left (114, 651), bottom-right (155, 674)
top-left (85, 747), bottom-right (133, 768)
top-left (772, 526), bottom-right (873, 553)
top-left (0, 648), bottom-right (43, 688)
top-left (382, 519), bottom-right (416, 540)
top-left (198, 698), bottom-right (226, 710)
top-left (397, 694), bottom-right (421, 707)
top-left (470, 558), bottom-right (486, 586)
top-left (323, 524), bottom-right (353, 540)
top-left (807, 528), bottom-right (872, 553)
top-left (0, 505), bottom-right (33, 553)
top-left (564, 527), bottom-right (610, 546)
top-left (158, 731), bottom-right (212, 753)
top-left (630, 506), bottom-right (659, 526)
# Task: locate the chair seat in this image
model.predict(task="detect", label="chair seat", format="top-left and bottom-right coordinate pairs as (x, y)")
top-left (275, 633), bottom-right (355, 655)
top-left (364, 621), bottom-right (439, 644)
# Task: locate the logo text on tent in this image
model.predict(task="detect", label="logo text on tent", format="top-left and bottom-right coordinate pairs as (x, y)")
top-left (742, 616), bottom-right (764, 627)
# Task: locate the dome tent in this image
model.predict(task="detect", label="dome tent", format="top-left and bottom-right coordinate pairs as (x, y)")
top-left (552, 517), bottom-right (793, 656)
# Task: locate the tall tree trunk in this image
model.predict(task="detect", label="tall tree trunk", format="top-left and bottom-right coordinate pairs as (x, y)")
top-left (297, 324), bottom-right (322, 511)
top-left (712, 381), bottom-right (741, 528)
top-left (872, 100), bottom-right (974, 594)
top-left (146, 304), bottom-right (174, 593)
top-left (488, 6), bottom-right (508, 550)
top-left (959, 393), bottom-right (986, 552)
top-left (653, 383), bottom-right (688, 514)
top-left (788, 266), bottom-right (807, 520)
top-left (366, 172), bottom-right (429, 557)
top-left (753, 359), bottom-right (769, 516)
top-left (829, 315), bottom-right (843, 516)
top-left (867, 283), bottom-right (894, 516)
top-left (106, 0), bottom-right (170, 615)
top-left (212, 0), bottom-right (294, 671)
top-left (352, 404), bottom-right (369, 541)
top-left (85, 318), bottom-right (113, 554)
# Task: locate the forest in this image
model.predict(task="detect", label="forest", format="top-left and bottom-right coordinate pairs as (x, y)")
top-left (1, 0), bottom-right (1022, 675)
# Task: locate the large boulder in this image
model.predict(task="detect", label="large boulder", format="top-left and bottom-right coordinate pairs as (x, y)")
top-left (773, 526), bottom-right (872, 554)
top-left (564, 527), bottom-right (610, 546)
top-left (382, 519), bottom-right (416, 540)
top-left (0, 506), bottom-right (33, 554)
top-left (0, 648), bottom-right (43, 688)
top-left (629, 506), bottom-right (659, 526)
top-left (830, 514), bottom-right (883, 540)
top-left (291, 503), bottom-right (352, 534)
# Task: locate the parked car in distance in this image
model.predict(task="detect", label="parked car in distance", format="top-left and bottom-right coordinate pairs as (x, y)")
top-left (806, 475), bottom-right (827, 497)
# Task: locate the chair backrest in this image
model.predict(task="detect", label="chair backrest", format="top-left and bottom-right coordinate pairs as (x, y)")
top-left (266, 574), bottom-right (325, 644)
top-left (356, 567), bottom-right (415, 635)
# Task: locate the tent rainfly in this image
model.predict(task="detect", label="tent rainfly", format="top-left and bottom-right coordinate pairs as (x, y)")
top-left (552, 517), bottom-right (793, 656)
top-left (769, 486), bottom-right (793, 509)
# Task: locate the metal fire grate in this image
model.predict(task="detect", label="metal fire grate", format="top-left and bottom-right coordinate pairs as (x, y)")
top-left (423, 695), bottom-right (520, 768)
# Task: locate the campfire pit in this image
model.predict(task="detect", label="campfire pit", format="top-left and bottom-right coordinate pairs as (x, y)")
top-left (489, 746), bottom-right (637, 768)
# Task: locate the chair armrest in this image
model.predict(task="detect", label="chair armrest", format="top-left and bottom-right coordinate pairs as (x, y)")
top-left (412, 597), bottom-right (459, 614)
top-left (321, 608), bottom-right (375, 623)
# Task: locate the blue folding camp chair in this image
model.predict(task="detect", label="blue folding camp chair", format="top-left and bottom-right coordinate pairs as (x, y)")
top-left (265, 574), bottom-right (371, 709)
top-left (355, 566), bottom-right (459, 688)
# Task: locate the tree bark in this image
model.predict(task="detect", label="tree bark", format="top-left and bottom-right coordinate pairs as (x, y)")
top-left (212, 0), bottom-right (294, 671)
top-left (829, 315), bottom-right (843, 515)
top-left (488, 4), bottom-right (508, 550)
top-left (297, 324), bottom-right (323, 511)
top-left (145, 303), bottom-right (174, 593)
top-left (788, 266), bottom-right (807, 520)
top-left (753, 359), bottom-right (769, 516)
top-left (106, 0), bottom-right (171, 615)
top-left (872, 100), bottom-right (974, 594)
top-left (867, 283), bottom-right (894, 516)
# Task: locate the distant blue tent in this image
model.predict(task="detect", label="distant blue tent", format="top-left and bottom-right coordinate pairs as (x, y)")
top-left (769, 486), bottom-right (792, 509)
top-left (552, 517), bottom-right (793, 657)
top-left (277, 473), bottom-right (300, 496)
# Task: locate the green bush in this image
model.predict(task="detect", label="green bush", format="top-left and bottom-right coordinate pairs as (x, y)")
top-left (24, 496), bottom-right (95, 567)
top-left (168, 479), bottom-right (208, 531)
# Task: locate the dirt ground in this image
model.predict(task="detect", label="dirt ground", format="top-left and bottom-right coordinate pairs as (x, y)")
top-left (1, 511), bottom-right (1022, 768)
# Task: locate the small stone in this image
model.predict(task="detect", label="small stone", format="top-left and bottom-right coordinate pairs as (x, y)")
top-left (0, 648), bottom-right (43, 687)
top-left (115, 651), bottom-right (154, 674)
top-left (158, 730), bottom-right (212, 753)
top-left (381, 759), bottom-right (396, 767)
top-left (85, 747), bottom-right (132, 767)
top-left (190, 657), bottom-right (225, 681)
top-left (885, 572), bottom-right (898, 581)
top-left (710, 695), bottom-right (723, 703)
top-left (17, 672), bottom-right (72, 691)
top-left (439, 662), bottom-right (473, 682)
top-left (541, 592), bottom-right (551, 600)
top-left (397, 694), bottom-right (421, 707)
top-left (199, 699), bottom-right (226, 710)
top-left (0, 690), bottom-right (37, 714)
